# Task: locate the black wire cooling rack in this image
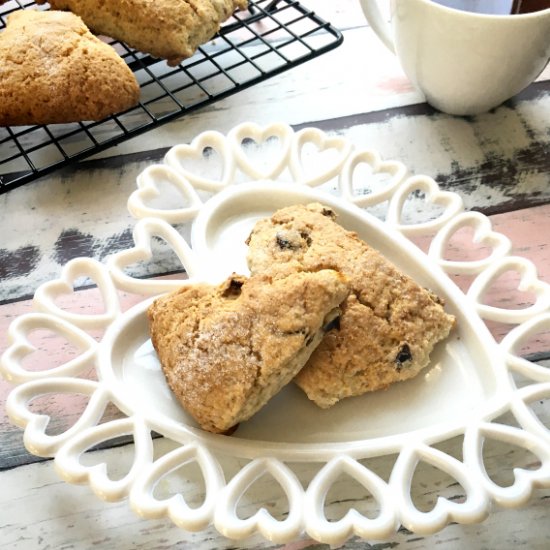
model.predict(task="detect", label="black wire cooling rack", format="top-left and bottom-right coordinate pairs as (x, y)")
top-left (0, 0), bottom-right (343, 194)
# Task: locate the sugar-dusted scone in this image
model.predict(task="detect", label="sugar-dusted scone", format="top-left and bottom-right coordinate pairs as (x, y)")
top-left (246, 203), bottom-right (456, 408)
top-left (0, 10), bottom-right (139, 126)
top-left (148, 270), bottom-right (350, 433)
top-left (37, 0), bottom-right (249, 65)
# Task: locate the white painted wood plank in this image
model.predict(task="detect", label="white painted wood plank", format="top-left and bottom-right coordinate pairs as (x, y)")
top-left (2, 427), bottom-right (550, 549)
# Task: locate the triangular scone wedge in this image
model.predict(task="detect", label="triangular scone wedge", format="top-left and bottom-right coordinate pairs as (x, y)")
top-left (38, 0), bottom-right (248, 65)
top-left (0, 10), bottom-right (139, 126)
top-left (148, 271), bottom-right (350, 433)
top-left (246, 203), bottom-right (456, 408)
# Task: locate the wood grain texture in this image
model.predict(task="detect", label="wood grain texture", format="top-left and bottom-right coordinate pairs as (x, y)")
top-left (1, 85), bottom-right (548, 302)
top-left (1, 423), bottom-right (549, 549)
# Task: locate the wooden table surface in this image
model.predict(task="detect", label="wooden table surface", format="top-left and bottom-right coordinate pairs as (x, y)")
top-left (2, 1), bottom-right (550, 548)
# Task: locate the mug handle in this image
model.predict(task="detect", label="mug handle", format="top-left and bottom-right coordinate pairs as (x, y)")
top-left (357, 0), bottom-right (396, 53)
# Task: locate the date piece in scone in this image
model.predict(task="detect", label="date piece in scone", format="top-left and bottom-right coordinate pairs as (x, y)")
top-left (148, 270), bottom-right (350, 433)
top-left (246, 203), bottom-right (456, 408)
top-left (38, 0), bottom-right (249, 66)
top-left (0, 10), bottom-right (140, 126)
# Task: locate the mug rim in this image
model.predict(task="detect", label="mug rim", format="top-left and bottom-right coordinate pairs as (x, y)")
top-left (412, 0), bottom-right (550, 19)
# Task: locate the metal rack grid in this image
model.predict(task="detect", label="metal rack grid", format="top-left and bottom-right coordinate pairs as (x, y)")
top-left (0, 0), bottom-right (343, 194)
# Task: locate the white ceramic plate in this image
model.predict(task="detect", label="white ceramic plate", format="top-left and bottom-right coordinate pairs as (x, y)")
top-left (2, 122), bottom-right (550, 545)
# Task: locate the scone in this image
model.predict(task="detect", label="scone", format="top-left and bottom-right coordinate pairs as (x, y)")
top-left (246, 203), bottom-right (456, 408)
top-left (0, 10), bottom-right (140, 126)
top-left (37, 0), bottom-right (249, 65)
top-left (148, 271), bottom-right (350, 433)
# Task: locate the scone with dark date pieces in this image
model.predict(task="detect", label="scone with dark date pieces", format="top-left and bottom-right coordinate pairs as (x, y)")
top-left (37, 0), bottom-right (249, 65)
top-left (0, 9), bottom-right (139, 126)
top-left (148, 270), bottom-right (350, 433)
top-left (246, 203), bottom-right (456, 408)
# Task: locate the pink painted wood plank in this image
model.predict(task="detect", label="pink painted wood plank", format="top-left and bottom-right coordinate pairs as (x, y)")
top-left (0, 275), bottom-right (184, 467)
top-left (410, 204), bottom-right (550, 346)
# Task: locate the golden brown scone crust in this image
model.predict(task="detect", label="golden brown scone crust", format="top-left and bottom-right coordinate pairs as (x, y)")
top-left (148, 270), bottom-right (350, 433)
top-left (246, 203), bottom-right (456, 408)
top-left (39, 0), bottom-right (248, 65)
top-left (0, 9), bottom-right (139, 126)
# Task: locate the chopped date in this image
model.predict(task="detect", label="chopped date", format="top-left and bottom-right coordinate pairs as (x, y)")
top-left (323, 315), bottom-right (341, 332)
top-left (276, 232), bottom-right (300, 250)
top-left (395, 343), bottom-right (412, 369)
top-left (321, 207), bottom-right (336, 218)
top-left (300, 231), bottom-right (313, 247)
top-left (222, 276), bottom-right (244, 297)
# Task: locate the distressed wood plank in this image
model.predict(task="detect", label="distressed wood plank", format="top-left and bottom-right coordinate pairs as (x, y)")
top-left (1, 421), bottom-right (549, 549)
top-left (1, 89), bottom-right (549, 302)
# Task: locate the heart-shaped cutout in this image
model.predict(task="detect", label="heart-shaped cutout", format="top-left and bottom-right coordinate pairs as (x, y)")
top-left (5, 377), bottom-right (107, 456)
top-left (33, 258), bottom-right (120, 330)
top-left (339, 148), bottom-right (407, 208)
top-left (214, 458), bottom-right (303, 543)
top-left (429, 211), bottom-right (512, 275)
top-left (228, 121), bottom-right (293, 180)
top-left (386, 175), bottom-right (464, 236)
top-left (1, 313), bottom-right (98, 383)
top-left (164, 130), bottom-right (236, 193)
top-left (467, 256), bottom-right (550, 324)
top-left (501, 314), bottom-right (550, 383)
top-left (130, 442), bottom-right (224, 530)
top-left (107, 217), bottom-right (201, 294)
top-left (304, 455), bottom-right (396, 545)
top-left (289, 127), bottom-right (353, 187)
top-left (390, 443), bottom-right (489, 534)
top-left (128, 164), bottom-right (203, 223)
top-left (464, 421), bottom-right (550, 507)
top-left (55, 417), bottom-right (153, 502)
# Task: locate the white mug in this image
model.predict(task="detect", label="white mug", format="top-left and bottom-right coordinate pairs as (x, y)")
top-left (358, 0), bottom-right (550, 115)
